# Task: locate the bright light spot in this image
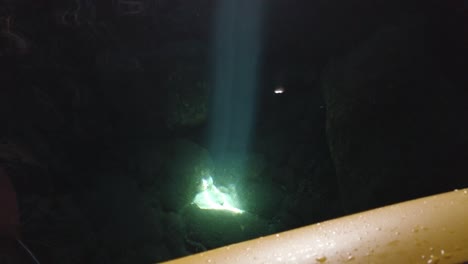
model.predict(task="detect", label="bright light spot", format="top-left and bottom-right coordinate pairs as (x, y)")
top-left (193, 176), bottom-right (244, 214)
top-left (274, 86), bottom-right (285, 94)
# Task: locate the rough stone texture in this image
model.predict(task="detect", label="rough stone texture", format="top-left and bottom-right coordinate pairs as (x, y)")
top-left (165, 72), bottom-right (209, 129)
top-left (182, 205), bottom-right (270, 250)
top-left (237, 178), bottom-right (285, 218)
top-left (159, 139), bottom-right (214, 212)
top-left (82, 174), bottom-right (165, 256)
top-left (322, 22), bottom-right (468, 213)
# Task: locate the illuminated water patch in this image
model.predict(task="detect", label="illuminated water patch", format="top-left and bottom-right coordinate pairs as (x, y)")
top-left (192, 176), bottom-right (243, 214)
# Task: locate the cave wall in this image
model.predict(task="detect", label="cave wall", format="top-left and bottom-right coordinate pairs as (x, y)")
top-left (322, 10), bottom-right (468, 213)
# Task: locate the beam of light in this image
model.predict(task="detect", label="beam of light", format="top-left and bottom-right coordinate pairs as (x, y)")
top-left (208, 0), bottom-right (264, 161)
top-left (192, 176), bottom-right (244, 214)
top-left (200, 0), bottom-right (264, 215)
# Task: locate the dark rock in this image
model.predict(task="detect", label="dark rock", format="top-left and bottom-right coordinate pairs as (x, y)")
top-left (159, 139), bottom-right (214, 212)
top-left (322, 21), bottom-right (468, 213)
top-left (237, 178), bottom-right (285, 218)
top-left (81, 174), bottom-right (164, 256)
top-left (165, 77), bottom-right (209, 129)
top-left (182, 204), bottom-right (269, 250)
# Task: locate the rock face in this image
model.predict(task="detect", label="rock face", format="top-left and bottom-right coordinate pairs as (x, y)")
top-left (322, 22), bottom-right (468, 213)
top-left (165, 76), bottom-right (209, 129)
top-left (0, 167), bottom-right (19, 239)
top-left (159, 139), bottom-right (214, 212)
top-left (182, 205), bottom-right (270, 250)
